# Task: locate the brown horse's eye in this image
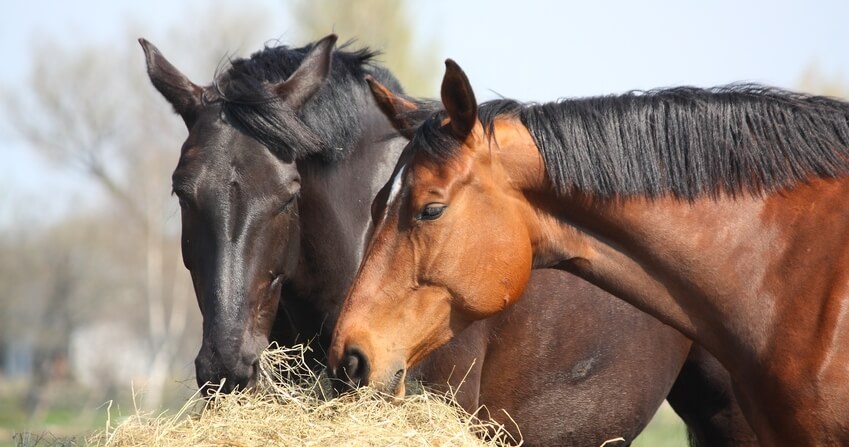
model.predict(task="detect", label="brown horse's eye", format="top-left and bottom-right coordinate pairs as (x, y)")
top-left (416, 203), bottom-right (446, 221)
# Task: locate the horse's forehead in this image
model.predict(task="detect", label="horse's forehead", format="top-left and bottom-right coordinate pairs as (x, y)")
top-left (410, 163), bottom-right (446, 188)
top-left (409, 150), bottom-right (472, 189)
top-left (192, 109), bottom-right (243, 146)
top-left (185, 114), bottom-right (264, 163)
top-left (179, 121), bottom-right (297, 193)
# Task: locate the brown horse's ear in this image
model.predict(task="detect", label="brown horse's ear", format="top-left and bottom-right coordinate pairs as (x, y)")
top-left (441, 59), bottom-right (477, 138)
top-left (272, 34), bottom-right (338, 109)
top-left (139, 38), bottom-right (203, 129)
top-left (366, 76), bottom-right (418, 139)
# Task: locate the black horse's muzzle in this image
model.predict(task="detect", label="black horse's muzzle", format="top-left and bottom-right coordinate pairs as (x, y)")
top-left (195, 349), bottom-right (259, 396)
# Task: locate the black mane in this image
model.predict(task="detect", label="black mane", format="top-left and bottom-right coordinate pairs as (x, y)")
top-left (209, 40), bottom-right (403, 162)
top-left (412, 85), bottom-right (849, 198)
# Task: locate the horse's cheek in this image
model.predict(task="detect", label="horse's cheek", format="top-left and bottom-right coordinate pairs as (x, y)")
top-left (477, 227), bottom-right (534, 315)
top-left (504, 238), bottom-right (534, 308)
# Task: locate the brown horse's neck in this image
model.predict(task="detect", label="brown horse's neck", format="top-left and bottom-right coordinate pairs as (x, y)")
top-left (488, 116), bottom-right (849, 444)
top-left (538, 196), bottom-right (771, 363)
top-left (493, 118), bottom-right (849, 377)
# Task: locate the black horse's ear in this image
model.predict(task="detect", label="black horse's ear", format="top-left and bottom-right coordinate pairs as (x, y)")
top-left (366, 76), bottom-right (418, 139)
top-left (139, 38), bottom-right (203, 128)
top-left (273, 34), bottom-right (338, 109)
top-left (441, 59), bottom-right (477, 138)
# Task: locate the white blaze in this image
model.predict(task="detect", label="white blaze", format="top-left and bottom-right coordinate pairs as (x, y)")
top-left (382, 163), bottom-right (407, 224)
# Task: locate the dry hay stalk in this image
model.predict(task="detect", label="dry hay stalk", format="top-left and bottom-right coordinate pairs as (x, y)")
top-left (88, 344), bottom-right (521, 447)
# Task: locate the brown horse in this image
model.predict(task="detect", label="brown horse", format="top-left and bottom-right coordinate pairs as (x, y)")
top-left (330, 59), bottom-right (849, 446)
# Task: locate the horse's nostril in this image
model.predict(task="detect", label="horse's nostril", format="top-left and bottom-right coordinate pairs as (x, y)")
top-left (341, 346), bottom-right (370, 386)
top-left (344, 353), bottom-right (360, 376)
top-left (247, 358), bottom-right (259, 387)
top-left (388, 368), bottom-right (405, 395)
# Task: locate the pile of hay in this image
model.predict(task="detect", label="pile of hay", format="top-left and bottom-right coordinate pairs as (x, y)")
top-left (88, 345), bottom-right (520, 446)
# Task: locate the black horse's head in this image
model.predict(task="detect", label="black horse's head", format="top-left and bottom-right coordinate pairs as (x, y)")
top-left (140, 35), bottom-right (340, 394)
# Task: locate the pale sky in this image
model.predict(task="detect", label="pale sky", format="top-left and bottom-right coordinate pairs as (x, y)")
top-left (3, 0), bottom-right (848, 224)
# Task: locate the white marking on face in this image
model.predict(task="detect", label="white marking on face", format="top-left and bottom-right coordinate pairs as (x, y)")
top-left (383, 163), bottom-right (407, 223)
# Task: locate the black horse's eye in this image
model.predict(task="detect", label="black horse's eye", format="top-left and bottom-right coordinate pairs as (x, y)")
top-left (173, 188), bottom-right (192, 209)
top-left (416, 203), bottom-right (446, 221)
top-left (279, 193), bottom-right (299, 214)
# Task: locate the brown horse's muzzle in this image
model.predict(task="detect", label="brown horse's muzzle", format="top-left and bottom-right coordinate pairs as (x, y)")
top-left (329, 344), bottom-right (407, 398)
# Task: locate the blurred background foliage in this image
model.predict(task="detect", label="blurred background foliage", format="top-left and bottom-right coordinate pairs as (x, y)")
top-left (291, 0), bottom-right (439, 96)
top-left (0, 1), bottom-right (437, 444)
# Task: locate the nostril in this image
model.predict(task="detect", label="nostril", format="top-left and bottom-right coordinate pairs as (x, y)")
top-left (387, 368), bottom-right (405, 395)
top-left (341, 346), bottom-right (370, 387)
top-left (344, 355), bottom-right (359, 376)
top-left (245, 357), bottom-right (259, 389)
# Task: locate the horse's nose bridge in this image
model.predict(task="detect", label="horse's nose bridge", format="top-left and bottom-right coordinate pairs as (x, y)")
top-left (204, 233), bottom-right (251, 307)
top-left (196, 221), bottom-right (278, 364)
top-left (337, 243), bottom-right (406, 340)
top-left (197, 255), bottom-right (252, 354)
top-left (360, 232), bottom-right (411, 289)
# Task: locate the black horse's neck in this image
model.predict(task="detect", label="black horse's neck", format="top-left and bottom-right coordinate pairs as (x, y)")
top-left (274, 86), bottom-right (408, 358)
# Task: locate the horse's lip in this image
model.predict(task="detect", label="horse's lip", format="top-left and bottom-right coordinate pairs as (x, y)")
top-left (387, 368), bottom-right (406, 398)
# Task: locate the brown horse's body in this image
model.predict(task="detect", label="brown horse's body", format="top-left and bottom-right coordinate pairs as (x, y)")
top-left (330, 61), bottom-right (849, 445)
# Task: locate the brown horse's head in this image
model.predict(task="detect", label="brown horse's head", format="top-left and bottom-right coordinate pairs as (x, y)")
top-left (329, 61), bottom-right (541, 396)
top-left (140, 35), bottom-right (336, 394)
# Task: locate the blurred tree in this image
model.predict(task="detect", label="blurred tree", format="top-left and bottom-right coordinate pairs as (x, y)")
top-left (1, 4), bottom-right (277, 412)
top-left (0, 209), bottom-right (123, 420)
top-left (290, 0), bottom-right (439, 96)
top-left (798, 62), bottom-right (847, 98)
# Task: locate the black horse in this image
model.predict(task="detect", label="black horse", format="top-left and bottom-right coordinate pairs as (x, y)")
top-left (141, 35), bottom-right (757, 446)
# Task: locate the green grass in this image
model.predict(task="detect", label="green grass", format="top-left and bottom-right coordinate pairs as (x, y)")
top-left (0, 379), bottom-right (196, 447)
top-left (632, 402), bottom-right (688, 447)
top-left (0, 402), bottom-right (101, 447)
top-left (7, 432), bottom-right (80, 447)
top-left (0, 384), bottom-right (106, 447)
